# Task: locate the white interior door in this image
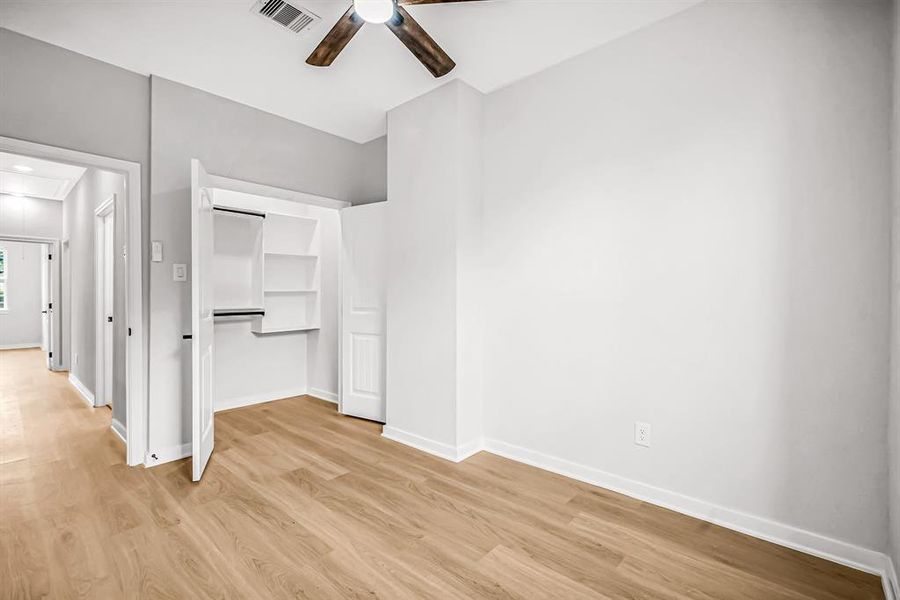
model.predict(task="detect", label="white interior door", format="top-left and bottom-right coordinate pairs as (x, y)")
top-left (102, 214), bottom-right (114, 406)
top-left (191, 159), bottom-right (215, 481)
top-left (61, 240), bottom-right (70, 370)
top-left (340, 202), bottom-right (387, 422)
top-left (40, 246), bottom-right (49, 356)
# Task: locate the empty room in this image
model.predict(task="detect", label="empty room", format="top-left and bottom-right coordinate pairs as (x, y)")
top-left (0, 0), bottom-right (898, 598)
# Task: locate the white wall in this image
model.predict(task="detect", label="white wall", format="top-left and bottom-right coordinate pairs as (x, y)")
top-left (0, 194), bottom-right (63, 239)
top-left (63, 167), bottom-right (128, 424)
top-left (889, 0), bottom-right (900, 585)
top-left (0, 241), bottom-right (43, 348)
top-left (482, 0), bottom-right (891, 555)
top-left (386, 80), bottom-right (484, 455)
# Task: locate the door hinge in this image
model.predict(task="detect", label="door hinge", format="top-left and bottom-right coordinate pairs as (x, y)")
top-left (49, 351), bottom-right (53, 358)
top-left (48, 302), bottom-right (52, 310)
top-left (107, 316), bottom-right (113, 323)
top-left (48, 254), bottom-right (52, 260)
top-left (128, 327), bottom-right (132, 336)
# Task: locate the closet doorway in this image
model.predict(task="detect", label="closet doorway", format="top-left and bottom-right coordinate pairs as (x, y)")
top-left (189, 159), bottom-right (388, 481)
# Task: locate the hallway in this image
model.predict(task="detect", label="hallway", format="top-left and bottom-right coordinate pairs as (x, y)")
top-left (0, 349), bottom-right (886, 599)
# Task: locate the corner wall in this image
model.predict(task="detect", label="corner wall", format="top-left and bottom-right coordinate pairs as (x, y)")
top-left (385, 80), bottom-right (484, 458)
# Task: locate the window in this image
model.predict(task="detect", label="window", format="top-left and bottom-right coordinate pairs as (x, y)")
top-left (0, 246), bottom-right (6, 311)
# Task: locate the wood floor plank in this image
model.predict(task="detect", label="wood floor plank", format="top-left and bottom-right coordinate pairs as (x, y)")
top-left (0, 349), bottom-right (886, 599)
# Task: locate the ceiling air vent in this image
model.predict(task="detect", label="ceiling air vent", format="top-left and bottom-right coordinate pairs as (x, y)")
top-left (252, 0), bottom-right (320, 36)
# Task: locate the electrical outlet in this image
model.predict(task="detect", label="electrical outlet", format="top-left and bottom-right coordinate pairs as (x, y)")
top-left (173, 263), bottom-right (187, 282)
top-left (635, 422), bottom-right (651, 447)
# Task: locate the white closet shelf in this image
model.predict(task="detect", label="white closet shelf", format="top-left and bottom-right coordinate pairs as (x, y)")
top-left (264, 251), bottom-right (318, 258)
top-left (252, 324), bottom-right (321, 334)
top-left (264, 289), bottom-right (318, 294)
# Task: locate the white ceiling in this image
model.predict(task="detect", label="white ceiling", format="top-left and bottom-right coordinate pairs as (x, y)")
top-left (0, 152), bottom-right (86, 201)
top-left (0, 0), bottom-right (701, 143)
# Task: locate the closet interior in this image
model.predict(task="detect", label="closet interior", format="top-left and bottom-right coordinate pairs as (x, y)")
top-left (206, 187), bottom-right (338, 413)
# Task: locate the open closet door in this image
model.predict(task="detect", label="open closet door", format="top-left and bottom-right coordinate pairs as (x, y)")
top-left (340, 202), bottom-right (387, 422)
top-left (191, 159), bottom-right (215, 481)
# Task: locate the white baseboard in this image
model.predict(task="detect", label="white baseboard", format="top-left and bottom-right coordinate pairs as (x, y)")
top-left (214, 387), bottom-right (308, 413)
top-left (68, 373), bottom-right (94, 407)
top-left (482, 437), bottom-right (890, 580)
top-left (382, 426), bottom-right (483, 463)
top-left (0, 342), bottom-right (41, 350)
top-left (457, 437), bottom-right (484, 461)
top-left (144, 443), bottom-right (191, 468)
top-left (110, 418), bottom-right (126, 445)
top-left (308, 387), bottom-right (338, 404)
top-left (884, 555), bottom-right (898, 600)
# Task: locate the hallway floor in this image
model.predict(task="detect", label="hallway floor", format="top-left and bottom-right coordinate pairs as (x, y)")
top-left (0, 348), bottom-right (886, 599)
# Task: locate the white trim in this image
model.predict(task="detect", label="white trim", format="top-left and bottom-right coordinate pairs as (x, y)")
top-left (885, 555), bottom-right (899, 600)
top-left (111, 418), bottom-right (127, 445)
top-left (215, 387), bottom-right (309, 413)
top-left (68, 373), bottom-right (94, 407)
top-left (0, 136), bottom-right (145, 468)
top-left (206, 173), bottom-right (351, 211)
top-left (60, 239), bottom-right (71, 370)
top-left (144, 443), bottom-right (191, 467)
top-left (0, 343), bottom-right (41, 350)
top-left (94, 194), bottom-right (115, 217)
top-left (481, 437), bottom-right (890, 578)
top-left (308, 387), bottom-right (338, 404)
top-left (382, 426), bottom-right (482, 463)
top-left (456, 437), bottom-right (484, 461)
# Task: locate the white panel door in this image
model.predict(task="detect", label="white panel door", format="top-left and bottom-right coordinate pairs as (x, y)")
top-left (103, 214), bottom-right (115, 405)
top-left (191, 159), bottom-right (215, 481)
top-left (40, 247), bottom-right (49, 356)
top-left (341, 202), bottom-right (387, 422)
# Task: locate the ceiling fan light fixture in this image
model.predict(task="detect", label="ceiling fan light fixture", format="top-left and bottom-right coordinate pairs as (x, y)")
top-left (353, 0), bottom-right (394, 24)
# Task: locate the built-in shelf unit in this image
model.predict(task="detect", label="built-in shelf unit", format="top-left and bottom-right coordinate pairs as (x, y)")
top-left (210, 197), bottom-right (321, 335)
top-left (257, 214), bottom-right (321, 334)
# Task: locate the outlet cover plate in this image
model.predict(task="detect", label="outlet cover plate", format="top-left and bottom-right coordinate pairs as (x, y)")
top-left (635, 421), bottom-right (651, 447)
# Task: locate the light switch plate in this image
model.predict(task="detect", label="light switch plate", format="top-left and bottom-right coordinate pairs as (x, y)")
top-left (173, 263), bottom-right (187, 282)
top-left (151, 241), bottom-right (163, 262)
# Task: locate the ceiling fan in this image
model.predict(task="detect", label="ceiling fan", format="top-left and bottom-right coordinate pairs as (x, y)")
top-left (307, 0), bottom-right (483, 78)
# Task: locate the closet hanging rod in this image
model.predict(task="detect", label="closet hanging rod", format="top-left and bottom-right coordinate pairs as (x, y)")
top-left (213, 206), bottom-right (266, 219)
top-left (213, 309), bottom-right (266, 317)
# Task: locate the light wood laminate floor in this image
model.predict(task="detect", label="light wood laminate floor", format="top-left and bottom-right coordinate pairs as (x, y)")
top-left (0, 349), bottom-right (885, 599)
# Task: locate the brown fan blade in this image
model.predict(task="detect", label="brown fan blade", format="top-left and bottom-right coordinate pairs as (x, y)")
top-left (385, 5), bottom-right (456, 77)
top-left (306, 5), bottom-right (364, 67)
top-left (398, 0), bottom-right (484, 4)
